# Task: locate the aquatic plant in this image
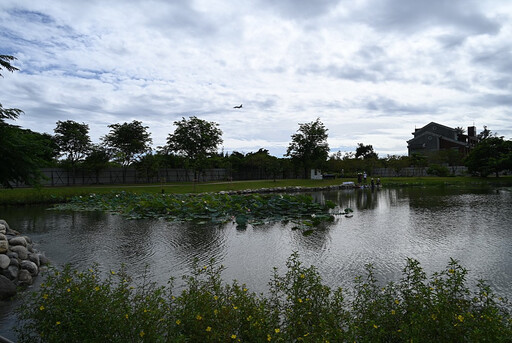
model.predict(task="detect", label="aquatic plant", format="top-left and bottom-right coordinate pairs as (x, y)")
top-left (53, 192), bottom-right (338, 228)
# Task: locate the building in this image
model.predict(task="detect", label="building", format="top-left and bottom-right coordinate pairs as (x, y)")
top-left (407, 122), bottom-right (478, 156)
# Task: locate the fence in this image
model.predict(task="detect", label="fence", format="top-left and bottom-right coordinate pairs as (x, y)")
top-left (372, 166), bottom-right (468, 177)
top-left (8, 168), bottom-right (228, 188)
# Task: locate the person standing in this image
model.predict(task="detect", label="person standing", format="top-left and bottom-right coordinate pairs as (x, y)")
top-left (363, 171), bottom-right (367, 183)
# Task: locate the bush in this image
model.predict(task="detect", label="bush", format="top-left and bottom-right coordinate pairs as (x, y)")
top-left (16, 254), bottom-right (512, 342)
top-left (427, 164), bottom-right (450, 177)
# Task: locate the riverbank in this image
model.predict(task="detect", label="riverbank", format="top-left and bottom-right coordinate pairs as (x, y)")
top-left (1, 176), bottom-right (511, 206)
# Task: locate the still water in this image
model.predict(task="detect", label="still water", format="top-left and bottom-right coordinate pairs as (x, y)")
top-left (1, 186), bottom-right (512, 339)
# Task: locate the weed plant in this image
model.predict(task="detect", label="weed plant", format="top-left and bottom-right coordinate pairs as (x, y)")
top-left (16, 253), bottom-right (511, 342)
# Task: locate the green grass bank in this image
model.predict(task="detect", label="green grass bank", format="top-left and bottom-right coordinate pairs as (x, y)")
top-left (1, 176), bottom-right (512, 206)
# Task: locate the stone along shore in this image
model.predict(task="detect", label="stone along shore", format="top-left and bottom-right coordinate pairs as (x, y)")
top-left (0, 219), bottom-right (49, 300)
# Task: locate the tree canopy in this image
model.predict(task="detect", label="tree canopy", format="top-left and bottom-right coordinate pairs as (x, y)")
top-left (0, 55), bottom-right (23, 123)
top-left (54, 120), bottom-right (92, 169)
top-left (165, 116), bottom-right (223, 175)
top-left (355, 143), bottom-right (378, 159)
top-left (102, 120), bottom-right (152, 167)
top-left (465, 136), bottom-right (512, 177)
top-left (286, 118), bottom-right (329, 178)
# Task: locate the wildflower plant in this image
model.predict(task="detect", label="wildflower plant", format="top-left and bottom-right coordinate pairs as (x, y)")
top-left (15, 254), bottom-right (512, 342)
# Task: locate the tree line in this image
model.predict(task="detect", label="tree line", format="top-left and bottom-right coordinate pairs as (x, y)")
top-left (2, 55), bottom-right (511, 188)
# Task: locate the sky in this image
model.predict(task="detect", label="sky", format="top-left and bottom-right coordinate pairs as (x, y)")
top-left (1, 0), bottom-right (511, 157)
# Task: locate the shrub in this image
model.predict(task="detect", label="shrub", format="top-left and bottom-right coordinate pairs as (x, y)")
top-left (427, 164), bottom-right (450, 177)
top-left (16, 254), bottom-right (512, 342)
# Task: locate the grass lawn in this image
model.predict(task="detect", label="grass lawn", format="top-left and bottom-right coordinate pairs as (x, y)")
top-left (1, 176), bottom-right (511, 206)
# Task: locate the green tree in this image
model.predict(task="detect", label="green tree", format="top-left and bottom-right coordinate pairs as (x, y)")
top-left (0, 126), bottom-right (57, 187)
top-left (465, 137), bottom-right (512, 177)
top-left (82, 144), bottom-right (111, 184)
top-left (165, 116), bottom-right (223, 180)
top-left (355, 143), bottom-right (378, 159)
top-left (102, 120), bottom-right (152, 167)
top-left (0, 55), bottom-right (57, 187)
top-left (0, 55), bottom-right (23, 123)
top-left (54, 120), bottom-right (92, 170)
top-left (102, 120), bottom-right (152, 182)
top-left (286, 118), bottom-right (329, 178)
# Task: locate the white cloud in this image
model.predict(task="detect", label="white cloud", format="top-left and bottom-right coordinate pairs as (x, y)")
top-left (1, 0), bottom-right (511, 157)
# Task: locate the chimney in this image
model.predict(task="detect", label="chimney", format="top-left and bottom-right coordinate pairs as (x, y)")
top-left (468, 126), bottom-right (476, 137)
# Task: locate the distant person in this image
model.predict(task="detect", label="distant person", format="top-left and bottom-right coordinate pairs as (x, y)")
top-left (371, 178), bottom-right (375, 190)
top-left (357, 172), bottom-right (362, 185)
top-left (377, 178), bottom-right (381, 187)
top-left (363, 171), bottom-right (367, 183)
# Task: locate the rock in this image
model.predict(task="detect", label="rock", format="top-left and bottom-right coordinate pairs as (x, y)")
top-left (10, 245), bottom-right (28, 260)
top-left (0, 220), bottom-right (10, 231)
top-left (9, 257), bottom-right (19, 268)
top-left (21, 260), bottom-right (38, 276)
top-left (27, 244), bottom-right (34, 253)
top-left (0, 224), bottom-right (6, 235)
top-left (8, 236), bottom-right (27, 247)
top-left (39, 254), bottom-right (50, 265)
top-left (6, 251), bottom-right (18, 260)
top-left (1, 265), bottom-right (18, 281)
top-left (0, 254), bottom-right (10, 269)
top-left (29, 253), bottom-right (40, 267)
top-left (18, 269), bottom-right (33, 285)
top-left (22, 235), bottom-right (32, 244)
top-left (0, 274), bottom-right (16, 300)
top-left (0, 233), bottom-right (6, 241)
top-left (0, 240), bottom-right (8, 254)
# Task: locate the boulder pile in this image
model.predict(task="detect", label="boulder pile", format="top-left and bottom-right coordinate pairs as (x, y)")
top-left (0, 219), bottom-right (49, 300)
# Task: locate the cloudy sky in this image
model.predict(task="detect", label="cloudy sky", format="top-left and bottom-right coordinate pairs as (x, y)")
top-left (1, 0), bottom-right (511, 157)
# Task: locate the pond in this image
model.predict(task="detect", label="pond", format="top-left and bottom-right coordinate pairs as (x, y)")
top-left (1, 186), bottom-right (512, 339)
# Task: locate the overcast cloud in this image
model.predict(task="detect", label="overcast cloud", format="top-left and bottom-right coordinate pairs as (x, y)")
top-left (1, 0), bottom-right (511, 156)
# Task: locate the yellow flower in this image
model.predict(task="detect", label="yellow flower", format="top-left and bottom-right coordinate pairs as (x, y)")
top-left (94, 286), bottom-right (100, 291)
top-left (139, 331), bottom-right (145, 337)
top-left (449, 268), bottom-right (455, 274)
top-left (203, 265), bottom-right (207, 270)
top-left (196, 314), bottom-right (202, 320)
top-left (391, 310), bottom-right (396, 315)
top-left (246, 316), bottom-right (252, 321)
top-left (40, 305), bottom-right (45, 311)
top-left (144, 309), bottom-right (149, 313)
top-left (110, 270), bottom-right (116, 275)
top-left (243, 288), bottom-right (248, 292)
top-left (214, 295), bottom-right (219, 300)
top-left (42, 294), bottom-right (48, 299)
top-left (394, 299), bottom-right (399, 304)
top-left (298, 298), bottom-right (303, 303)
top-left (274, 328), bottom-right (280, 333)
top-left (214, 309), bottom-right (219, 315)
top-left (300, 274), bottom-right (305, 279)
top-left (206, 326), bottom-right (212, 332)
top-left (373, 324), bottom-right (379, 329)
top-left (56, 321), bottom-right (61, 325)
top-left (176, 319), bottom-right (181, 325)
top-left (233, 306), bottom-right (238, 310)
top-left (431, 314), bottom-right (437, 321)
top-left (231, 334), bottom-right (237, 339)
top-left (66, 278), bottom-right (71, 283)
top-left (125, 314), bottom-right (129, 319)
top-left (267, 334), bottom-right (272, 341)
top-left (458, 315), bottom-right (464, 322)
top-left (66, 288), bottom-right (71, 292)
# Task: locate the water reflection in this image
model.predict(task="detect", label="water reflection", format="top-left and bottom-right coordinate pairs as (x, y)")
top-left (1, 186), bottom-right (512, 340)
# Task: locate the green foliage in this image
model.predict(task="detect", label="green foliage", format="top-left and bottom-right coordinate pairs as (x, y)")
top-left (53, 120), bottom-right (92, 168)
top-left (102, 120), bottom-right (152, 167)
top-left (286, 118), bottom-right (329, 178)
top-left (427, 164), bottom-right (450, 177)
top-left (355, 143), bottom-right (378, 160)
top-left (465, 137), bottom-right (512, 177)
top-left (16, 254), bottom-right (512, 342)
top-left (0, 125), bottom-right (57, 188)
top-left (165, 116), bottom-right (223, 175)
top-left (53, 192), bottom-right (337, 227)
